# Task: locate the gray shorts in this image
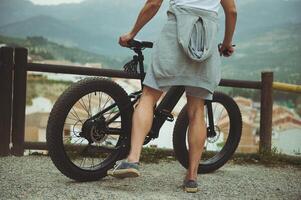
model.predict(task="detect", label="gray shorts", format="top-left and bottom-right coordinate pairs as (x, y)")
top-left (143, 65), bottom-right (213, 100)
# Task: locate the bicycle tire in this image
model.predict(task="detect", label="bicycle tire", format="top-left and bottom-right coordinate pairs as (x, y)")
top-left (172, 91), bottom-right (242, 173)
top-left (46, 77), bottom-right (133, 181)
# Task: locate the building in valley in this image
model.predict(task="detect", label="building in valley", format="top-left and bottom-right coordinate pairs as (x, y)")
top-left (218, 96), bottom-right (301, 154)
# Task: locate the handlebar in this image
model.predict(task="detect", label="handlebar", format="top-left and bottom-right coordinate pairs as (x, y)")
top-left (127, 39), bottom-right (153, 49)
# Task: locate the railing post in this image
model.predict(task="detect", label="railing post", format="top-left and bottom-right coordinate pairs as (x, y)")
top-left (11, 48), bottom-right (28, 156)
top-left (0, 47), bottom-right (14, 156)
top-left (259, 71), bottom-right (273, 155)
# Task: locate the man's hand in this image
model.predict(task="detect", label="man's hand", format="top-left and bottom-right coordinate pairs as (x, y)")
top-left (118, 0), bottom-right (163, 47)
top-left (119, 32), bottom-right (135, 47)
top-left (218, 43), bottom-right (235, 57)
top-left (221, 0), bottom-right (237, 57)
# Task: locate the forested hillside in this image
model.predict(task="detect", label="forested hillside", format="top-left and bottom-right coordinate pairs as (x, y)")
top-left (0, 35), bottom-right (122, 68)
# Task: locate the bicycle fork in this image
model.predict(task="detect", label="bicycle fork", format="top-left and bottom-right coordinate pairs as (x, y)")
top-left (206, 101), bottom-right (217, 138)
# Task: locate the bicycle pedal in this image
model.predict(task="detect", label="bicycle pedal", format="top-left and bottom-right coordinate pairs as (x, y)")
top-left (166, 115), bottom-right (174, 122)
top-left (160, 109), bottom-right (174, 122)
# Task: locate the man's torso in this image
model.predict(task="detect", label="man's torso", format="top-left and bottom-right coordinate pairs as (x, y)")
top-left (171, 0), bottom-right (221, 13)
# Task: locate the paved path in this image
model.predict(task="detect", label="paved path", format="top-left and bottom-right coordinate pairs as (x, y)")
top-left (0, 156), bottom-right (300, 200)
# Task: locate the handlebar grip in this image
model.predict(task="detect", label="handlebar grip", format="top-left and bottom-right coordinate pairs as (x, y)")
top-left (127, 39), bottom-right (139, 47)
top-left (127, 39), bottom-right (153, 49)
top-left (218, 43), bottom-right (236, 56)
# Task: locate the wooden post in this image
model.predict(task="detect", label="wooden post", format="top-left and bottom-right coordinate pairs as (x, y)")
top-left (259, 71), bottom-right (273, 155)
top-left (0, 47), bottom-right (14, 156)
top-left (11, 48), bottom-right (28, 156)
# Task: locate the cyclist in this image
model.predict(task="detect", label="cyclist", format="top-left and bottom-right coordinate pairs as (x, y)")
top-left (108, 0), bottom-right (237, 193)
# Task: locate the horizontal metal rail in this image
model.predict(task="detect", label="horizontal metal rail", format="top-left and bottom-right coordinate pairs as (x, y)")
top-left (273, 82), bottom-right (301, 93)
top-left (27, 62), bottom-right (262, 89)
top-left (219, 79), bottom-right (261, 89)
top-left (27, 63), bottom-right (141, 79)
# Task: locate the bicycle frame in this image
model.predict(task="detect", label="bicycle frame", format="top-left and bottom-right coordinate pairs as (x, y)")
top-left (146, 86), bottom-right (216, 140)
top-left (89, 48), bottom-right (216, 142)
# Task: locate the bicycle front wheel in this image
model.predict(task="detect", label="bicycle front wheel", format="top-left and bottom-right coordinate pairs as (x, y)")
top-left (173, 91), bottom-right (242, 173)
top-left (46, 77), bottom-right (133, 181)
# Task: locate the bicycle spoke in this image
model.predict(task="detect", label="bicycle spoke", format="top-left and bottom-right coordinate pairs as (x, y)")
top-left (216, 107), bottom-right (225, 123)
top-left (105, 109), bottom-right (119, 122)
top-left (72, 137), bottom-right (85, 145)
top-left (106, 112), bottom-right (121, 125)
top-left (64, 122), bottom-right (80, 126)
top-left (79, 98), bottom-right (90, 117)
top-left (69, 108), bottom-right (84, 124)
top-left (88, 93), bottom-right (92, 117)
top-left (213, 103), bottom-right (217, 117)
top-left (66, 116), bottom-right (81, 122)
top-left (98, 91), bottom-right (103, 112)
top-left (80, 156), bottom-right (86, 168)
top-left (101, 95), bottom-right (111, 111)
top-left (60, 88), bottom-right (127, 171)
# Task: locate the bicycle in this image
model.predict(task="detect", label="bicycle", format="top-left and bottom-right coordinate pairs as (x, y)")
top-left (46, 39), bottom-right (242, 181)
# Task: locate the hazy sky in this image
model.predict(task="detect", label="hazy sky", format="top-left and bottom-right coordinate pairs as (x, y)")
top-left (30, 0), bottom-right (85, 5)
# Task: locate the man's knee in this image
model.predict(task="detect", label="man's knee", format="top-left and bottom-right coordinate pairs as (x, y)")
top-left (186, 96), bottom-right (205, 121)
top-left (140, 86), bottom-right (162, 106)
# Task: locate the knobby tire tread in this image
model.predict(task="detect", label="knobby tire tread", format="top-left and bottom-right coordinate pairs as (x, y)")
top-left (46, 77), bottom-right (132, 181)
top-left (172, 91), bottom-right (242, 173)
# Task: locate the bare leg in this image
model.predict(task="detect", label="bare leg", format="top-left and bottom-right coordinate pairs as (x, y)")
top-left (127, 86), bottom-right (162, 163)
top-left (185, 95), bottom-right (207, 181)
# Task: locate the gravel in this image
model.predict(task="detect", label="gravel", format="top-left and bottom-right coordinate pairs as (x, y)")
top-left (0, 156), bottom-right (300, 200)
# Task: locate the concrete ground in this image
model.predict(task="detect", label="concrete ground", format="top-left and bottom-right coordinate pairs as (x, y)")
top-left (0, 156), bottom-right (300, 200)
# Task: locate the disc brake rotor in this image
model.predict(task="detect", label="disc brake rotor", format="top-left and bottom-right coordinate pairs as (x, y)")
top-left (207, 125), bottom-right (221, 143)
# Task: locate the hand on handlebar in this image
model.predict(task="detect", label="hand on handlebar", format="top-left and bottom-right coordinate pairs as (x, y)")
top-left (218, 43), bottom-right (236, 57)
top-left (119, 32), bottom-right (135, 47)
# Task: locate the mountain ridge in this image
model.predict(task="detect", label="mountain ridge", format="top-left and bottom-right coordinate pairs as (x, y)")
top-left (0, 0), bottom-right (300, 83)
top-left (0, 34), bottom-right (123, 68)
top-left (1, 0), bottom-right (301, 54)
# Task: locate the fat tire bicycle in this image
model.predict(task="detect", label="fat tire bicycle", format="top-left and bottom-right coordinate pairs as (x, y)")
top-left (46, 40), bottom-right (242, 181)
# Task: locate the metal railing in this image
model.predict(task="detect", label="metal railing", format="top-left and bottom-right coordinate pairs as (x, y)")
top-left (1, 47), bottom-right (299, 156)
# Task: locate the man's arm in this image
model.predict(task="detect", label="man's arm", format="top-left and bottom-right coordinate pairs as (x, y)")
top-left (119, 0), bottom-right (163, 47)
top-left (220, 0), bottom-right (237, 56)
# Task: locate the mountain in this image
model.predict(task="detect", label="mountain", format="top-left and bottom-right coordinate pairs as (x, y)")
top-left (222, 23), bottom-right (301, 83)
top-left (230, 0), bottom-right (301, 41)
top-left (0, 9), bottom-right (117, 56)
top-left (0, 34), bottom-right (122, 68)
top-left (0, 0), bottom-right (300, 82)
top-left (2, 0), bottom-right (301, 40)
top-left (0, 0), bottom-right (36, 26)
top-left (0, 0), bottom-right (165, 56)
top-left (0, 15), bottom-right (89, 47)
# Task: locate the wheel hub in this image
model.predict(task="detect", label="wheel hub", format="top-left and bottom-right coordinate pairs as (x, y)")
top-left (81, 115), bottom-right (108, 143)
top-left (207, 125), bottom-right (221, 143)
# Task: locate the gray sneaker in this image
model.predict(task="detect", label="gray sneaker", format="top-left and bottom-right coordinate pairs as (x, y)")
top-left (107, 159), bottom-right (140, 178)
top-left (183, 179), bottom-right (198, 193)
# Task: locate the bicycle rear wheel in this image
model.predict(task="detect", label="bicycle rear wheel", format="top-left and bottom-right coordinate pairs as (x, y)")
top-left (46, 77), bottom-right (133, 181)
top-left (173, 92), bottom-right (242, 173)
